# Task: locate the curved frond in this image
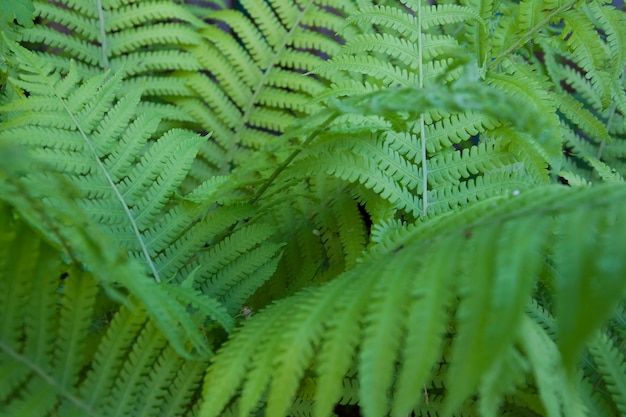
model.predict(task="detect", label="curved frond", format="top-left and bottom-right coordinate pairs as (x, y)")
top-left (588, 332), bottom-right (626, 416)
top-left (559, 8), bottom-right (612, 109)
top-left (0, 199), bottom-right (208, 417)
top-left (0, 46), bottom-right (263, 358)
top-left (184, 0), bottom-right (353, 180)
top-left (200, 183), bottom-right (626, 417)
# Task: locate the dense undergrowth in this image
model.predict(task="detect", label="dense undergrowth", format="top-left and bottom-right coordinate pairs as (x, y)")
top-left (1, 1), bottom-right (626, 416)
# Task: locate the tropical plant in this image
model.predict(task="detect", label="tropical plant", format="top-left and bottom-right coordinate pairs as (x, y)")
top-left (1, 0), bottom-right (626, 416)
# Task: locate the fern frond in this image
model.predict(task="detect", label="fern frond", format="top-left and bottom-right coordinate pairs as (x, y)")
top-left (55, 268), bottom-right (100, 390)
top-left (559, 7), bottom-right (613, 109)
top-left (489, 0), bottom-right (577, 68)
top-left (327, 192), bottom-right (368, 269)
top-left (577, 377), bottom-right (617, 417)
top-left (588, 332), bottom-right (626, 416)
top-left (518, 316), bottom-right (586, 417)
top-left (0, 0), bottom-right (34, 43)
top-left (424, 111), bottom-right (500, 153)
top-left (443, 214), bottom-right (547, 415)
top-left (247, 173), bottom-right (368, 304)
top-left (586, 2), bottom-right (626, 79)
top-left (132, 347), bottom-right (193, 417)
top-left (557, 91), bottom-right (612, 144)
top-left (307, 60), bottom-right (559, 220)
top-left (4, 2), bottom-right (626, 417)
top-left (19, 0), bottom-right (203, 91)
top-left (103, 320), bottom-right (171, 416)
top-left (312, 276), bottom-right (372, 417)
top-left (0, 214), bottom-right (61, 415)
top-left (460, 0), bottom-right (492, 65)
top-left (2, 46), bottom-right (190, 282)
top-left (185, 0), bottom-right (352, 179)
top-left (14, 0), bottom-right (208, 134)
top-left (391, 236), bottom-right (456, 417)
top-left (201, 183), bottom-right (626, 417)
top-left (478, 345), bottom-right (530, 417)
top-left (200, 299), bottom-right (294, 417)
top-left (428, 171), bottom-right (533, 216)
top-left (0, 46), bottom-right (251, 357)
top-left (0, 197), bottom-right (178, 416)
top-left (549, 58), bottom-right (604, 111)
top-left (105, 2), bottom-right (206, 31)
top-left (427, 139), bottom-right (517, 187)
top-left (554, 203), bottom-right (626, 370)
top-left (68, 305), bottom-right (149, 415)
top-left (343, 4), bottom-right (481, 38)
top-left (497, 126), bottom-right (551, 184)
top-left (359, 248), bottom-right (416, 417)
top-left (515, 0), bottom-right (552, 34)
top-left (486, 58), bottom-right (562, 164)
top-left (295, 149), bottom-right (423, 217)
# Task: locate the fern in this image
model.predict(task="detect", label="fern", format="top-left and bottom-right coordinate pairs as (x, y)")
top-left (0, 196), bottom-right (209, 416)
top-left (201, 183), bottom-right (626, 417)
top-left (2, 1), bottom-right (626, 417)
top-left (0, 41), bottom-right (273, 355)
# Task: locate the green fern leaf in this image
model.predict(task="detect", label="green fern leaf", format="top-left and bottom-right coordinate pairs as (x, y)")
top-left (497, 126), bottom-right (551, 184)
top-left (427, 141), bottom-right (518, 187)
top-left (428, 171), bottom-right (534, 216)
top-left (1, 45), bottom-right (195, 283)
top-left (54, 268), bottom-right (100, 390)
top-left (554, 205), bottom-right (626, 370)
top-left (391, 237), bottom-right (456, 417)
top-left (0, 47), bottom-right (245, 357)
top-left (69, 305), bottom-right (148, 415)
top-left (296, 150), bottom-right (422, 217)
top-left (486, 59), bottom-right (562, 167)
top-left (103, 320), bottom-right (170, 416)
top-left (0, 179), bottom-right (214, 416)
top-left (587, 2), bottom-right (626, 79)
top-left (558, 91), bottom-right (611, 144)
top-left (5, 2), bottom-right (626, 417)
top-left (132, 347), bottom-right (190, 417)
top-left (0, 0), bottom-right (34, 29)
top-left (444, 216), bottom-right (548, 415)
top-left (514, 0), bottom-right (571, 36)
top-left (200, 183), bottom-right (626, 417)
top-left (199, 300), bottom-right (294, 417)
top-left (559, 8), bottom-right (613, 109)
top-left (588, 332), bottom-right (626, 416)
top-left (343, 4), bottom-right (481, 38)
top-left (186, 0), bottom-right (351, 179)
top-left (328, 193), bottom-right (368, 269)
top-left (478, 345), bottom-right (529, 417)
top-left (359, 249), bottom-right (415, 417)
top-left (424, 111), bottom-right (500, 154)
top-left (312, 274), bottom-right (375, 417)
top-left (263, 283), bottom-right (347, 417)
top-left (15, 0), bottom-right (207, 137)
top-left (24, 0), bottom-right (204, 77)
top-left (518, 316), bottom-right (586, 417)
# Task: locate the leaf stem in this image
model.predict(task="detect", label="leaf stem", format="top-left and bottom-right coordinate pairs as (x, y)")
top-left (250, 111), bottom-right (339, 205)
top-left (489, 0), bottom-right (578, 69)
top-left (55, 76), bottom-right (161, 282)
top-left (417, 0), bottom-right (428, 217)
top-left (95, 0), bottom-right (110, 71)
top-left (0, 340), bottom-right (102, 417)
